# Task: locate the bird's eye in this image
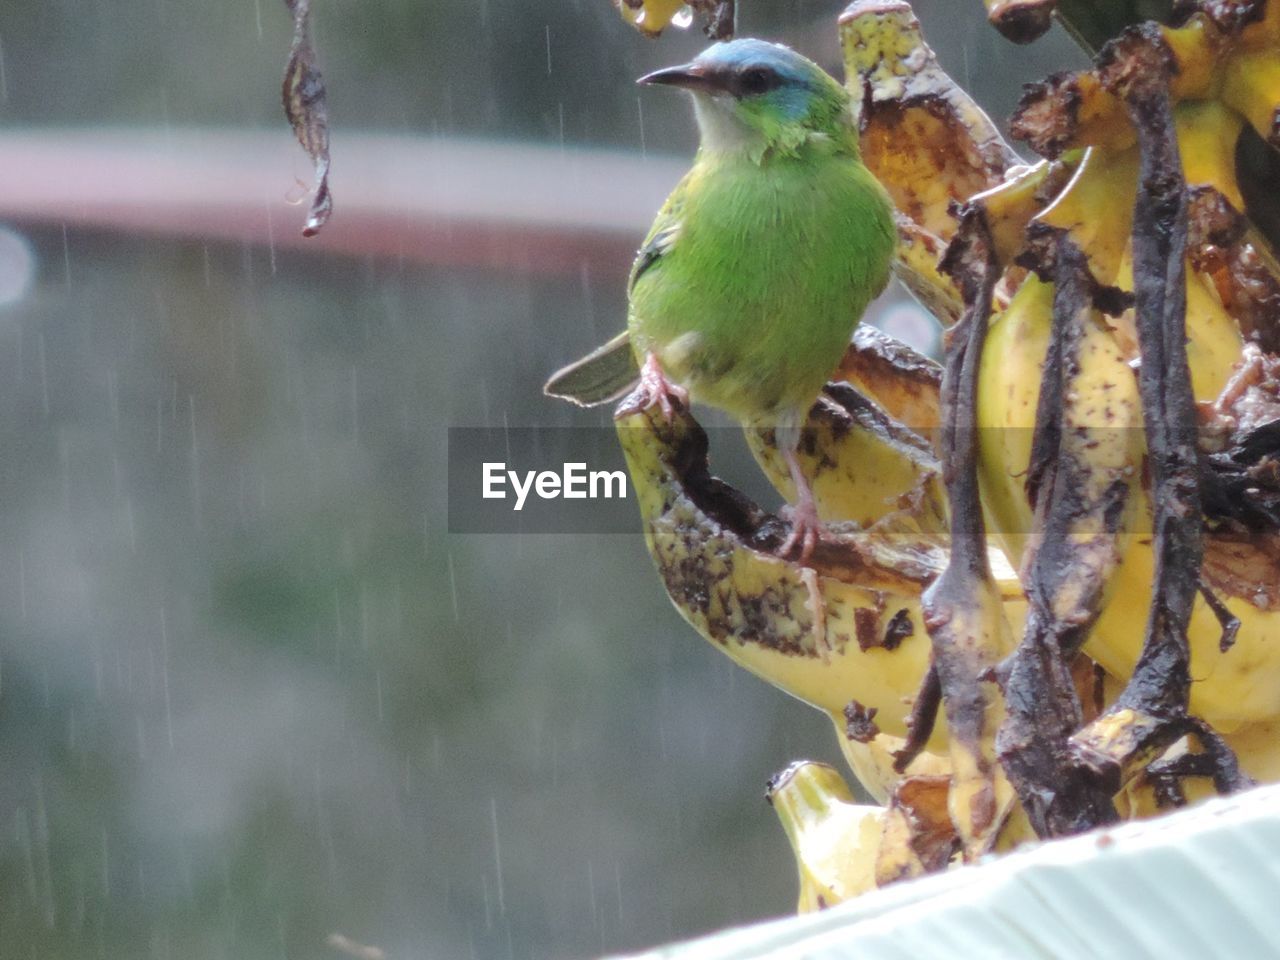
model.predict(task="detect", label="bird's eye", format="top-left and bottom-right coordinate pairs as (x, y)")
top-left (738, 67), bottom-right (774, 96)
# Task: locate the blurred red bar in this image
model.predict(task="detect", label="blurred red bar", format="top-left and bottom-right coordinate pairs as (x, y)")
top-left (0, 129), bottom-right (685, 275)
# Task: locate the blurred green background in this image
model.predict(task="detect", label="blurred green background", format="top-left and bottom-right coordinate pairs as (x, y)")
top-left (0, 2), bottom-right (1080, 958)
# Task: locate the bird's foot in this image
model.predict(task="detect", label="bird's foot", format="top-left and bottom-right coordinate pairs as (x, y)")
top-left (778, 495), bottom-right (824, 566)
top-left (778, 445), bottom-right (829, 651)
top-left (615, 353), bottom-right (688, 422)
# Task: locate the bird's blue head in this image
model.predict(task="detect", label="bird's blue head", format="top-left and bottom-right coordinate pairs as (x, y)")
top-left (639, 39), bottom-right (851, 156)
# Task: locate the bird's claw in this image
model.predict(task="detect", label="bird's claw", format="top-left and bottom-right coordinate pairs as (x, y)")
top-left (616, 353), bottom-right (688, 422)
top-left (778, 497), bottom-right (824, 566)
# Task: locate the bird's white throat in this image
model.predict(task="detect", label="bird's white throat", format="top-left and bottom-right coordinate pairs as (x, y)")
top-left (691, 94), bottom-right (767, 154)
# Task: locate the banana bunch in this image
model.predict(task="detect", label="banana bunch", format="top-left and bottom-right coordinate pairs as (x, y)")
top-left (580, 0), bottom-right (1280, 914)
top-left (973, 3), bottom-right (1280, 795)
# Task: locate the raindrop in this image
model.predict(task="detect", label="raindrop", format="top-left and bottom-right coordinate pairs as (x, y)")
top-left (60, 223), bottom-right (71, 288)
top-left (359, 581), bottom-right (370, 649)
top-left (159, 606), bottom-right (174, 750)
top-left (16, 807), bottom-right (37, 907)
top-left (332, 598), bottom-right (344, 673)
top-left (100, 827), bottom-right (110, 898)
top-left (36, 331), bottom-right (49, 418)
top-left (637, 96), bottom-right (647, 158)
top-left (33, 777), bottom-right (55, 926)
top-left (615, 862), bottom-right (625, 926)
top-left (351, 365), bottom-right (360, 440)
top-left (266, 196), bottom-right (278, 276)
top-left (490, 797), bottom-right (506, 917)
top-left (447, 552), bottom-right (459, 621)
top-left (189, 394), bottom-right (202, 530)
top-left (587, 859), bottom-right (598, 929)
top-left (106, 368), bottom-right (120, 432)
top-left (17, 548), bottom-right (26, 620)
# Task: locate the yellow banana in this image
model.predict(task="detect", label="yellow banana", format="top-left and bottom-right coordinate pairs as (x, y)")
top-left (976, 101), bottom-right (1280, 747)
top-left (745, 389), bottom-right (946, 536)
top-left (835, 325), bottom-right (942, 433)
top-left (766, 762), bottom-right (887, 911)
top-left (615, 402), bottom-right (946, 746)
top-left (611, 0), bottom-right (735, 39)
top-left (611, 0), bottom-right (688, 36)
top-left (832, 725), bottom-right (952, 804)
top-left (841, 0), bottom-right (1019, 323)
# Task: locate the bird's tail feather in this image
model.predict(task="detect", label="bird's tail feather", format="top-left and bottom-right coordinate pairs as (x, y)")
top-left (543, 331), bottom-right (639, 407)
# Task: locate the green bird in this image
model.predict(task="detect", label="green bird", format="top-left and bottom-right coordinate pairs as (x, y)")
top-left (547, 38), bottom-right (896, 560)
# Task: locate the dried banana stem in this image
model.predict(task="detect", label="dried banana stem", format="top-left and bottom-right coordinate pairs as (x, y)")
top-left (924, 206), bottom-right (1019, 857)
top-left (892, 661), bottom-right (942, 773)
top-left (836, 326), bottom-right (943, 433)
top-left (996, 234), bottom-right (1128, 836)
top-left (1069, 27), bottom-right (1242, 791)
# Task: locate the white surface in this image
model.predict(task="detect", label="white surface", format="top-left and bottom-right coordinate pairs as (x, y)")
top-left (614, 784), bottom-right (1280, 959)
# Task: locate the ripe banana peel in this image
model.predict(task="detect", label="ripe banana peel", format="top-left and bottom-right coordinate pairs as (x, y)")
top-left (744, 385), bottom-right (946, 535)
top-left (615, 398), bottom-right (954, 750)
top-left (842, 0), bottom-right (1019, 324)
top-left (1011, 4), bottom-right (1280, 159)
top-left (612, 0), bottom-right (687, 36)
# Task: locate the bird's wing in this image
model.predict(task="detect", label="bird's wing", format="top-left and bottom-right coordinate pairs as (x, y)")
top-left (628, 187), bottom-right (686, 295)
top-left (543, 330), bottom-right (638, 407)
top-left (544, 183), bottom-right (689, 407)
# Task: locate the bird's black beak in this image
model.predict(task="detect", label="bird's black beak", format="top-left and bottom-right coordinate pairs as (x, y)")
top-left (637, 63), bottom-right (714, 92)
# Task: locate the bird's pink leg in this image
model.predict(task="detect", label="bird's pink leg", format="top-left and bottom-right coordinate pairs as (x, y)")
top-left (779, 445), bottom-right (829, 651)
top-left (615, 352), bottom-right (689, 421)
top-left (779, 446), bottom-right (824, 565)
